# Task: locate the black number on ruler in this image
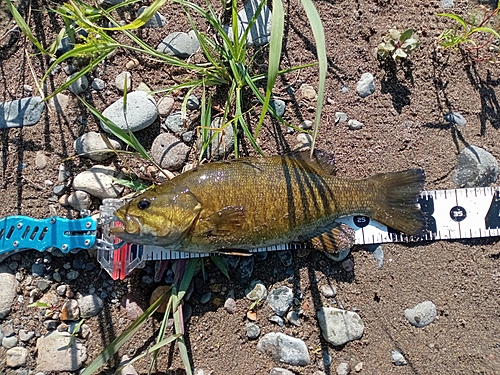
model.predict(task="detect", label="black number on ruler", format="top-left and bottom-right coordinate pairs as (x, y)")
top-left (485, 190), bottom-right (500, 229)
top-left (353, 215), bottom-right (370, 228)
top-left (450, 206), bottom-right (467, 222)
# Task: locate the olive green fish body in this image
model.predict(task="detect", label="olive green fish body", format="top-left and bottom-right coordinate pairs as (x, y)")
top-left (113, 154), bottom-right (425, 254)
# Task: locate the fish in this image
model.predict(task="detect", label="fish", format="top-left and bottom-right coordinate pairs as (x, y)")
top-left (111, 152), bottom-right (425, 255)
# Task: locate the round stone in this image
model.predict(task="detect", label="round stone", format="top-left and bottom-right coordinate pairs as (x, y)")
top-left (246, 322), bottom-right (260, 339)
top-left (404, 300), bottom-right (436, 328)
top-left (150, 133), bottom-right (190, 171)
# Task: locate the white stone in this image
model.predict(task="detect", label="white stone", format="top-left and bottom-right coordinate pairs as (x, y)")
top-left (6, 347), bottom-right (28, 368)
top-left (356, 72), bottom-right (375, 98)
top-left (0, 271), bottom-right (19, 318)
top-left (36, 331), bottom-right (87, 372)
top-left (73, 166), bottom-right (123, 199)
top-left (404, 300), bottom-right (436, 328)
top-left (115, 71), bottom-right (132, 91)
top-left (74, 131), bottom-right (121, 161)
top-left (317, 307), bottom-right (364, 346)
top-left (257, 332), bottom-right (310, 366)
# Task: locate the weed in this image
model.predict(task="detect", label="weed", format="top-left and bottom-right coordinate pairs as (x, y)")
top-left (377, 28), bottom-right (419, 61)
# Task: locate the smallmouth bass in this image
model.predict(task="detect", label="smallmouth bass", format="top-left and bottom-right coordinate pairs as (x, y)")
top-left (112, 152), bottom-right (425, 255)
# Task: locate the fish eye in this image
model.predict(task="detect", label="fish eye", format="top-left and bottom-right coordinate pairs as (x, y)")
top-left (137, 199), bottom-right (151, 210)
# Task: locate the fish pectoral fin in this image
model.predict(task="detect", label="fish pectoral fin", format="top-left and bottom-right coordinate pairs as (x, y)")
top-left (206, 206), bottom-right (246, 235)
top-left (308, 222), bottom-right (355, 254)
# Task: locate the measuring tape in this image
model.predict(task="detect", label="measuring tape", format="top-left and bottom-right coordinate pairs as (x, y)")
top-left (97, 186), bottom-right (500, 279)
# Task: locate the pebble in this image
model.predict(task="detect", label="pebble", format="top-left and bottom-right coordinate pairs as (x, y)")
top-left (444, 111), bottom-right (466, 126)
top-left (118, 355), bottom-right (139, 375)
top-left (53, 184), bottom-right (67, 196)
top-left (0, 271), bottom-right (19, 319)
top-left (150, 133), bottom-right (191, 171)
top-left (48, 93), bottom-right (69, 114)
top-left (404, 300), bottom-right (436, 328)
top-left (73, 166), bottom-right (123, 199)
top-left (196, 117), bottom-right (235, 160)
top-left (2, 321), bottom-right (15, 336)
top-left (300, 120), bottom-right (313, 129)
top-left (441, 0), bottom-right (455, 9)
top-left (78, 294), bottom-right (104, 317)
top-left (356, 72), bottom-right (375, 98)
top-left (270, 99), bottom-right (286, 117)
top-left (257, 332), bottom-right (310, 366)
top-left (267, 286), bottom-right (294, 316)
top-left (245, 280), bottom-right (267, 301)
top-left (286, 310), bottom-right (301, 327)
top-left (101, 91), bottom-right (158, 133)
top-left (451, 145), bottom-right (498, 188)
top-left (224, 0), bottom-right (272, 47)
top-left (63, 63), bottom-right (77, 75)
top-left (348, 119), bottom-right (363, 130)
top-left (163, 111), bottom-right (185, 133)
top-left (36, 331), bottom-right (87, 372)
top-left (320, 284), bottom-right (337, 298)
top-left (237, 256), bottom-right (254, 282)
top-left (157, 30), bottom-right (200, 58)
top-left (269, 368), bottom-right (294, 375)
top-left (115, 71), bottom-right (132, 91)
top-left (0, 97), bottom-right (45, 129)
top-left (68, 191), bottom-right (92, 211)
top-left (157, 96), bottom-right (175, 116)
top-left (66, 270), bottom-right (79, 280)
top-left (296, 133), bottom-right (313, 149)
top-left (335, 111), bottom-right (348, 122)
top-left (269, 315), bottom-right (284, 326)
top-left (354, 362), bottom-right (363, 372)
top-left (6, 347), bottom-right (28, 368)
top-left (60, 299), bottom-right (80, 321)
top-left (200, 292), bottom-right (212, 304)
top-left (137, 6), bottom-right (167, 28)
top-left (66, 73), bottom-right (89, 94)
top-left (224, 290), bottom-right (237, 314)
top-left (246, 322), bottom-right (260, 339)
top-left (34, 151), bottom-right (49, 169)
top-left (276, 250), bottom-right (292, 267)
top-left (19, 329), bottom-right (35, 342)
top-left (391, 350), bottom-right (408, 366)
top-left (366, 244), bottom-right (384, 268)
top-left (36, 279), bottom-right (51, 292)
top-left (91, 78), bottom-right (106, 91)
top-left (2, 335), bottom-right (18, 348)
top-left (296, 83), bottom-right (317, 101)
top-left (74, 131), bottom-right (121, 161)
top-left (186, 95), bottom-right (200, 110)
top-left (336, 361), bottom-right (350, 375)
top-left (317, 307), bottom-right (365, 346)
top-left (121, 294), bottom-right (144, 320)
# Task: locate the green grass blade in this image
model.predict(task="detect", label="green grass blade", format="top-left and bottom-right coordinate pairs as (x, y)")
top-left (81, 286), bottom-right (172, 375)
top-left (299, 0), bottom-right (326, 157)
top-left (103, 0), bottom-right (169, 30)
top-left (210, 256), bottom-right (230, 279)
top-left (471, 26), bottom-right (500, 39)
top-left (437, 13), bottom-right (468, 31)
top-left (254, 0), bottom-right (284, 138)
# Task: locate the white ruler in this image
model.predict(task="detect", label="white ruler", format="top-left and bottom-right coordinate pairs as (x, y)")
top-left (99, 186), bottom-right (500, 278)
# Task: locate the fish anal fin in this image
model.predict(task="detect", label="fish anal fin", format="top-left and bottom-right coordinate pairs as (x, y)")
top-left (309, 222), bottom-right (355, 254)
top-left (205, 206), bottom-right (246, 235)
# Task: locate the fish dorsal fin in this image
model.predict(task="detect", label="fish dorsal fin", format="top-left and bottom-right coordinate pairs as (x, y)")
top-left (307, 222), bottom-right (355, 254)
top-left (288, 149), bottom-right (336, 175)
top-left (203, 206), bottom-right (246, 235)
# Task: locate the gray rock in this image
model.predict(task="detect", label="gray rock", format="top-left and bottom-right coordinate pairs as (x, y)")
top-left (246, 322), bottom-right (260, 339)
top-left (6, 347), bottom-right (28, 368)
top-left (151, 133), bottom-right (190, 171)
top-left (277, 250), bottom-right (292, 266)
top-left (245, 280), bottom-right (267, 301)
top-left (36, 279), bottom-right (51, 292)
top-left (320, 284), bottom-right (336, 298)
top-left (19, 329), bottom-right (35, 342)
top-left (348, 119), bottom-right (364, 130)
top-left (68, 191), bottom-right (92, 211)
top-left (53, 184), bottom-right (67, 196)
top-left (391, 350), bottom-right (408, 366)
top-left (73, 165), bottom-right (123, 199)
top-left (101, 91), bottom-right (158, 133)
top-left (36, 331), bottom-right (87, 372)
top-left (267, 286), bottom-right (293, 316)
top-left (66, 73), bottom-right (89, 94)
top-left (0, 272), bottom-right (19, 318)
top-left (157, 96), bottom-right (175, 116)
top-left (451, 145), bottom-right (498, 188)
top-left (157, 30), bottom-right (200, 58)
top-left (335, 112), bottom-right (347, 122)
top-left (181, 130), bottom-right (195, 143)
top-left (269, 315), bottom-right (284, 326)
top-left (404, 300), bottom-right (436, 328)
top-left (444, 111), bottom-right (466, 126)
top-left (137, 6), bottom-right (167, 28)
top-left (286, 310), bottom-right (301, 327)
top-left (336, 362), bottom-right (350, 375)
top-left (317, 307), bottom-right (365, 346)
top-left (74, 131), bottom-right (121, 161)
top-left (300, 120), bottom-right (313, 130)
top-left (2, 335), bottom-right (18, 348)
top-left (257, 332), bottom-right (310, 366)
top-left (163, 111), bottom-right (185, 133)
top-left (270, 99), bottom-right (285, 117)
top-left (224, 290), bottom-right (237, 314)
top-left (66, 270), bottom-right (79, 280)
top-left (186, 95), bottom-right (200, 110)
top-left (91, 78), bottom-right (106, 91)
top-left (0, 97), bottom-right (45, 129)
top-left (196, 117), bottom-right (235, 159)
top-left (78, 294), bottom-right (104, 318)
top-left (48, 93), bottom-right (69, 114)
top-left (224, 0), bottom-right (272, 47)
top-left (2, 321), bottom-right (15, 336)
top-left (367, 244), bottom-right (384, 268)
top-left (356, 72), bottom-right (375, 98)
top-left (269, 368), bottom-right (294, 375)
top-left (200, 292), bottom-right (212, 304)
top-left (238, 256), bottom-right (254, 282)
top-left (115, 71), bottom-right (131, 91)
top-left (118, 355), bottom-right (139, 375)
top-left (440, 0), bottom-right (454, 8)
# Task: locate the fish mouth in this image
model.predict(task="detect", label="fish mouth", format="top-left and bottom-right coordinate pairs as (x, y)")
top-left (110, 214), bottom-right (142, 236)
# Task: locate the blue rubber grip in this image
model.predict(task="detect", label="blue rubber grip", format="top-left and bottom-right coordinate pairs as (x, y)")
top-left (0, 216), bottom-right (97, 254)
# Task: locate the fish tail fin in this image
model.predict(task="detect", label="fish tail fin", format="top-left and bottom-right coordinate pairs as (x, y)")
top-left (369, 169), bottom-right (425, 235)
